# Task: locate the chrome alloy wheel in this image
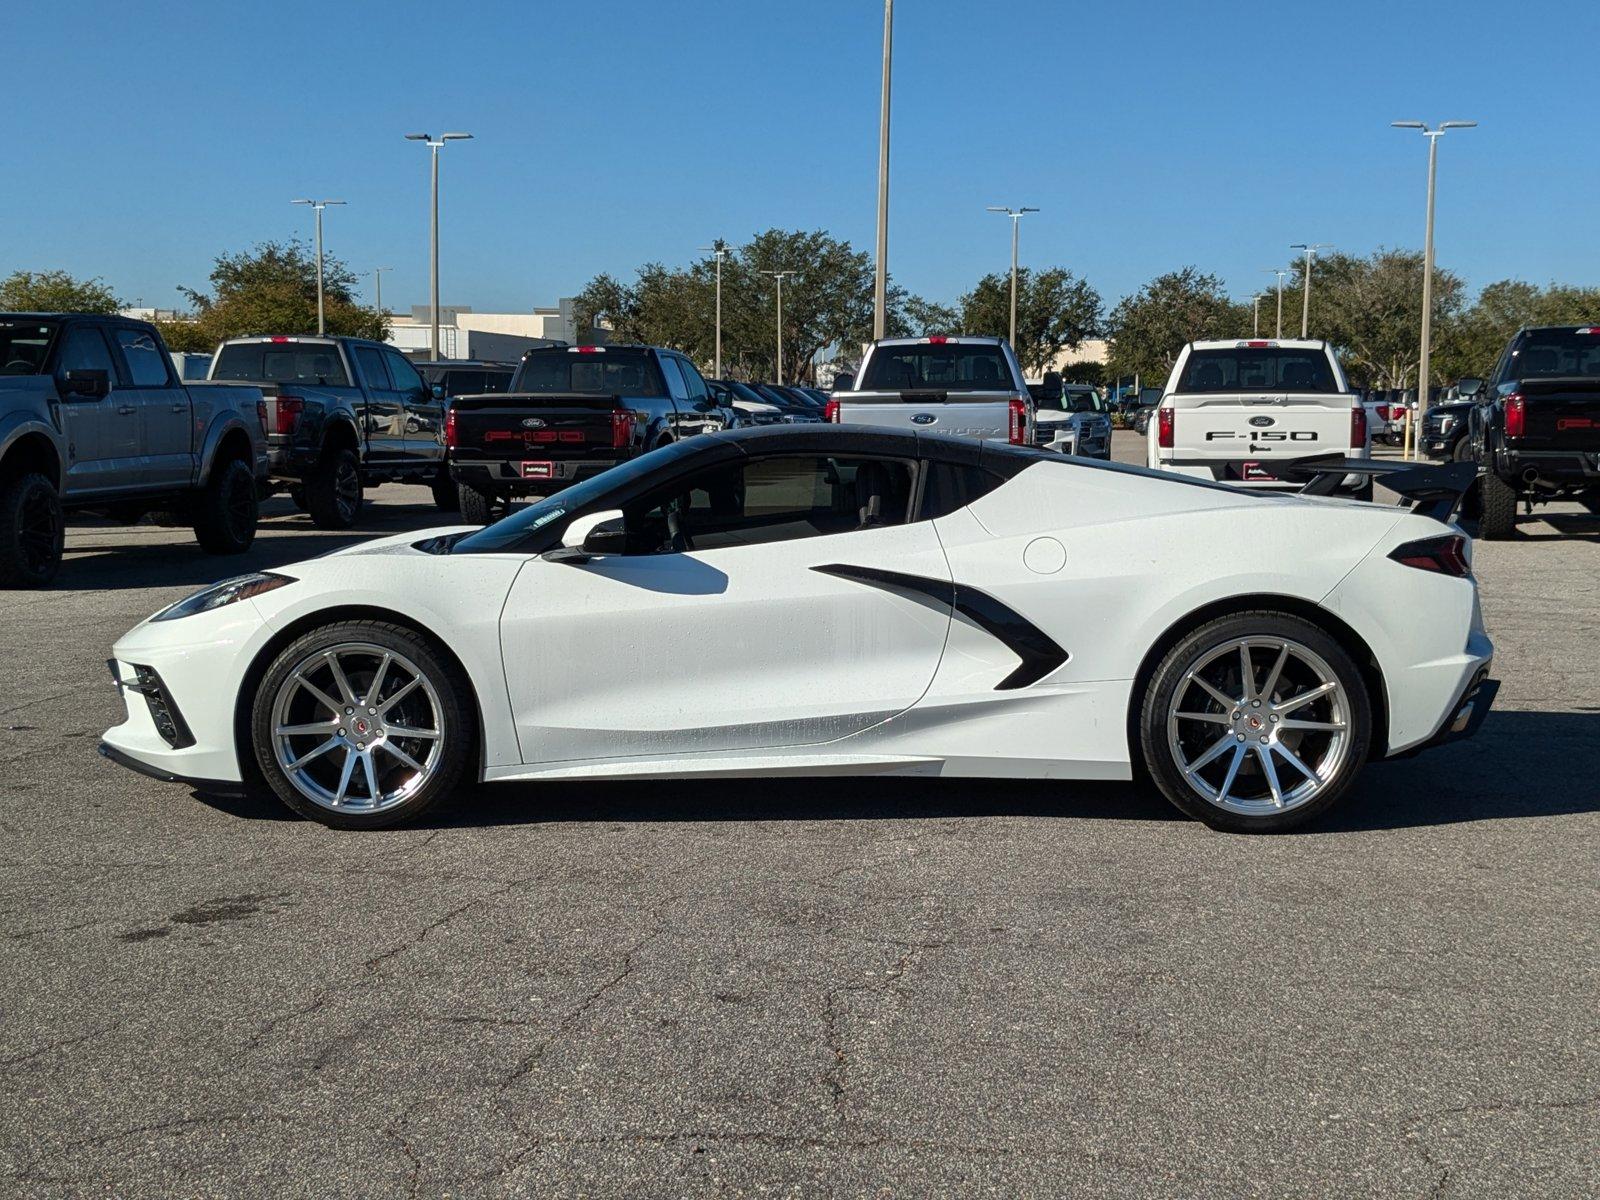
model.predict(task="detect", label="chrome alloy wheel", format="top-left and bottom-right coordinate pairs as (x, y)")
top-left (269, 642), bottom-right (444, 813)
top-left (1166, 636), bottom-right (1351, 815)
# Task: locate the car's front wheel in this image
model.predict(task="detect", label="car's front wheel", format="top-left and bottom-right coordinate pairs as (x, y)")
top-left (1139, 612), bottom-right (1372, 832)
top-left (251, 621), bottom-right (475, 828)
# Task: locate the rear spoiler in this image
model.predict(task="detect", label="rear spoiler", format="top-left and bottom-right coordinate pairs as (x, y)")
top-left (1280, 456), bottom-right (1478, 523)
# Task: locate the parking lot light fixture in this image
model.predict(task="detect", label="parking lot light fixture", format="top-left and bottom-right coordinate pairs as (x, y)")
top-left (371, 267), bottom-right (392, 317)
top-left (1392, 120), bottom-right (1477, 458)
top-left (1289, 243), bottom-right (1332, 339)
top-left (988, 206), bottom-right (1038, 351)
top-left (763, 270), bottom-right (797, 384)
top-left (873, 0), bottom-right (893, 340)
top-left (1262, 268), bottom-right (1287, 338)
top-left (291, 199), bottom-right (345, 336)
top-left (699, 242), bottom-right (730, 377)
top-left (406, 132), bottom-right (474, 361)
top-left (1251, 292), bottom-right (1267, 338)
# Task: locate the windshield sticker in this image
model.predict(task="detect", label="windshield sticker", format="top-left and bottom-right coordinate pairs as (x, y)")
top-left (526, 507), bottom-right (567, 530)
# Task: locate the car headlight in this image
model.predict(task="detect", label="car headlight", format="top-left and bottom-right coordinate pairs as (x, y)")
top-left (152, 572), bottom-right (295, 622)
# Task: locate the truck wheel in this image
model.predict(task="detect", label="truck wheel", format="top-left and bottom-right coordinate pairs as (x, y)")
top-left (1477, 470), bottom-right (1518, 539)
top-left (1452, 437), bottom-right (1475, 463)
top-left (431, 469), bottom-right (460, 513)
top-left (288, 486), bottom-right (308, 513)
top-left (0, 472), bottom-right (64, 589)
top-left (192, 458), bottom-right (259, 555)
top-left (305, 447), bottom-right (363, 530)
top-left (458, 483), bottom-right (504, 525)
top-left (1579, 491), bottom-right (1600, 516)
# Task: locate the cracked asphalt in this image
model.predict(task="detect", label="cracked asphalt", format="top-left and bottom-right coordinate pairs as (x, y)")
top-left (2, 432), bottom-right (1597, 1197)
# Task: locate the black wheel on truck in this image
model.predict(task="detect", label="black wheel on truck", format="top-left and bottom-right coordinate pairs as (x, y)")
top-left (1477, 469), bottom-right (1518, 539)
top-left (0, 472), bottom-right (64, 589)
top-left (287, 486), bottom-right (308, 512)
top-left (192, 457), bottom-right (259, 555)
top-left (458, 483), bottom-right (508, 525)
top-left (431, 468), bottom-right (460, 513)
top-left (305, 446), bottom-right (363, 530)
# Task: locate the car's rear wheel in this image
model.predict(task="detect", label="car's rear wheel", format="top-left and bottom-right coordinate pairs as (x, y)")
top-left (431, 468), bottom-right (460, 512)
top-left (192, 458), bottom-right (259, 554)
top-left (305, 447), bottom-right (362, 529)
top-left (1477, 470), bottom-right (1518, 539)
top-left (1139, 612), bottom-right (1372, 832)
top-left (0, 472), bottom-right (64, 589)
top-left (251, 621), bottom-right (474, 829)
top-left (458, 483), bottom-right (508, 525)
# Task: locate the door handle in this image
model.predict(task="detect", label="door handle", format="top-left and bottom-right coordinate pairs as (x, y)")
top-left (170, 403), bottom-right (186, 413)
top-left (117, 405), bottom-right (136, 416)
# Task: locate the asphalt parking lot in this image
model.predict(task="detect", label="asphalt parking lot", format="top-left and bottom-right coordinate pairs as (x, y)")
top-left (2, 432), bottom-right (1596, 1198)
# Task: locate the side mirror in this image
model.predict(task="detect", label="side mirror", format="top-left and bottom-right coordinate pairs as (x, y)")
top-left (546, 508), bottom-right (626, 563)
top-left (430, 382), bottom-right (445, 400)
top-left (62, 369), bottom-right (110, 400)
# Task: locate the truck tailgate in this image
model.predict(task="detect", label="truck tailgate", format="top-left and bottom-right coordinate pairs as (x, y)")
top-left (834, 389), bottom-right (1018, 440)
top-left (1170, 393), bottom-right (1355, 475)
top-left (1514, 378), bottom-right (1600, 451)
top-left (449, 392), bottom-right (629, 467)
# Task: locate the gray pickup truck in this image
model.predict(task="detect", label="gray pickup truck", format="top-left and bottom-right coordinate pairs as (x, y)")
top-left (826, 336), bottom-right (1035, 445)
top-left (209, 335), bottom-right (452, 528)
top-left (0, 313), bottom-right (266, 588)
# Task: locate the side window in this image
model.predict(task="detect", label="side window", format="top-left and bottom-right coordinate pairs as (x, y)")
top-left (622, 455), bottom-right (914, 555)
top-left (919, 462), bottom-right (1005, 520)
top-left (384, 350), bottom-right (426, 396)
top-left (56, 326), bottom-right (117, 381)
top-left (677, 357), bottom-right (709, 403)
top-left (659, 356), bottom-right (688, 401)
top-left (353, 346), bottom-right (390, 390)
top-left (114, 329), bottom-right (172, 387)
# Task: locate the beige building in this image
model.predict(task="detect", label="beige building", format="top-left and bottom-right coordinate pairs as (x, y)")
top-left (1032, 337), bottom-right (1111, 382)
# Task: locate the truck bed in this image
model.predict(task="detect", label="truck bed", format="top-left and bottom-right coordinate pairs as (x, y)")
top-left (447, 391), bottom-right (634, 492)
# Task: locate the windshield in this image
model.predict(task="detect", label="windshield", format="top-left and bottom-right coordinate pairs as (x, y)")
top-left (860, 343), bottom-right (1012, 391)
top-left (452, 440), bottom-right (706, 554)
top-left (1038, 387), bottom-right (1103, 413)
top-left (0, 319), bottom-right (60, 375)
top-left (1509, 329), bottom-right (1600, 378)
top-left (726, 381), bottom-right (774, 406)
top-left (213, 341), bottom-right (351, 386)
top-left (1178, 348), bottom-right (1340, 393)
top-left (514, 349), bottom-right (664, 397)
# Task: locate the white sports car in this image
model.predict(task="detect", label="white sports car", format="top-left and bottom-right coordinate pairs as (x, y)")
top-left (100, 427), bottom-right (1496, 833)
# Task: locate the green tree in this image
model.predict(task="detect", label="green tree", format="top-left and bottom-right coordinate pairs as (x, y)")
top-left (898, 295), bottom-right (960, 337)
top-left (0, 269), bottom-right (122, 314)
top-left (1106, 268), bottom-right (1248, 382)
top-left (180, 240), bottom-right (387, 345)
top-left (958, 268), bottom-right (1102, 374)
top-left (1057, 360), bottom-right (1105, 386)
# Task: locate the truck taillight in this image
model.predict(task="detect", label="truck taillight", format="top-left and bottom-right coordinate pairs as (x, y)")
top-left (1351, 404), bottom-right (1367, 447)
top-left (824, 399), bottom-right (840, 423)
top-left (1008, 398), bottom-right (1027, 445)
top-left (611, 408), bottom-right (633, 449)
top-left (273, 396), bottom-right (304, 436)
top-left (1157, 407), bottom-right (1174, 448)
top-left (444, 406), bottom-right (458, 449)
top-left (1504, 393), bottom-right (1526, 437)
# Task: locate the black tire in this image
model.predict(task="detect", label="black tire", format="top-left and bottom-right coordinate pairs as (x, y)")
top-left (1578, 491), bottom-right (1600, 516)
top-left (1477, 469), bottom-right (1518, 539)
top-left (0, 472), bottom-right (64, 589)
top-left (458, 483), bottom-right (505, 525)
top-left (431, 469), bottom-right (460, 512)
top-left (287, 486), bottom-right (308, 513)
top-left (1138, 611), bottom-right (1373, 833)
top-left (192, 458), bottom-right (259, 555)
top-left (304, 446), bottom-right (362, 530)
top-left (250, 619), bottom-right (475, 829)
top-left (1452, 436), bottom-right (1475, 463)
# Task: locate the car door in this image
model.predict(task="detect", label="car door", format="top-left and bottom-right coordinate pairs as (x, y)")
top-left (498, 451), bottom-right (952, 764)
top-left (381, 348), bottom-right (439, 461)
top-left (112, 326), bottom-right (191, 487)
top-left (657, 354), bottom-right (691, 439)
top-left (53, 323), bottom-right (127, 494)
top-left (350, 344), bottom-right (405, 462)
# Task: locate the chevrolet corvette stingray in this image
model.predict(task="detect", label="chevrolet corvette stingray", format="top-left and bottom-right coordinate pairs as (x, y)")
top-left (101, 427), bottom-right (1495, 832)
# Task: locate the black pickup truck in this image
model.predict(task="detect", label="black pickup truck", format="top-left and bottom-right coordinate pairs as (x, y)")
top-left (447, 344), bottom-right (731, 523)
top-left (1461, 326), bottom-right (1600, 537)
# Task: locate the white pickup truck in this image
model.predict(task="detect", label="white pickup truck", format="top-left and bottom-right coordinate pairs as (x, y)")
top-left (1147, 339), bottom-right (1371, 499)
top-left (825, 336), bottom-right (1032, 444)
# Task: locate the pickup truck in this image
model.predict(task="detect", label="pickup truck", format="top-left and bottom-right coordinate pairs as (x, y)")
top-left (1460, 325), bottom-right (1600, 537)
top-left (1029, 377), bottom-right (1112, 458)
top-left (1147, 339), bottom-right (1371, 500)
top-left (209, 334), bottom-right (453, 528)
top-left (0, 313), bottom-right (266, 587)
top-left (824, 336), bottom-right (1033, 445)
top-left (446, 343), bottom-right (732, 523)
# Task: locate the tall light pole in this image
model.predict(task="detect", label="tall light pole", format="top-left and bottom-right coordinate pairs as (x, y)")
top-left (987, 206), bottom-right (1038, 350)
top-left (372, 266), bottom-right (392, 318)
top-left (405, 131), bottom-right (473, 361)
top-left (1262, 268), bottom-right (1287, 338)
top-left (872, 0), bottom-right (893, 339)
top-left (291, 199), bottom-right (345, 335)
top-left (1251, 292), bottom-right (1267, 337)
top-left (763, 270), bottom-right (796, 384)
top-left (699, 242), bottom-right (730, 378)
top-left (1392, 120), bottom-right (1477, 458)
top-left (1289, 243), bottom-right (1332, 338)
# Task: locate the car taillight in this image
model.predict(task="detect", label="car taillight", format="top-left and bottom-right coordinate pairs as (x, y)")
top-left (1351, 404), bottom-right (1367, 447)
top-left (1504, 393), bottom-right (1526, 437)
top-left (1008, 398), bottom-right (1027, 445)
top-left (273, 396), bottom-right (304, 436)
top-left (444, 406), bottom-right (458, 449)
top-left (1157, 406), bottom-right (1174, 448)
top-left (1389, 534), bottom-right (1470, 577)
top-left (611, 408), bottom-right (632, 449)
top-left (824, 399), bottom-right (840, 423)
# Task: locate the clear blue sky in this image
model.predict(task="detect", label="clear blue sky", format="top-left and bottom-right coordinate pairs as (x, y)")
top-left (8, 0), bottom-right (1596, 316)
